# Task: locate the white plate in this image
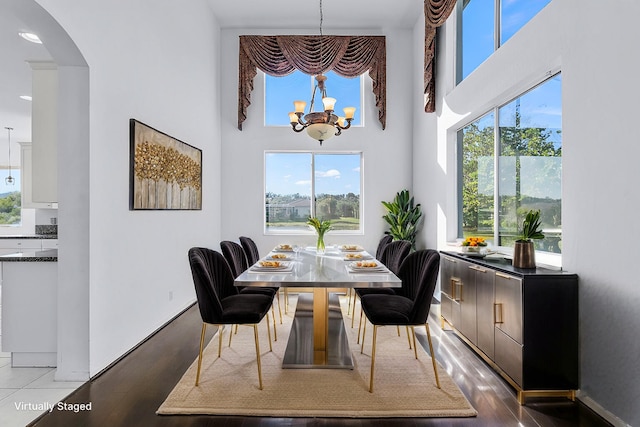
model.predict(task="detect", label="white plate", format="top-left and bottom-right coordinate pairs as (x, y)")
top-left (273, 245), bottom-right (294, 252)
top-left (343, 253), bottom-right (373, 261)
top-left (348, 261), bottom-right (387, 272)
top-left (267, 254), bottom-right (291, 260)
top-left (340, 245), bottom-right (364, 252)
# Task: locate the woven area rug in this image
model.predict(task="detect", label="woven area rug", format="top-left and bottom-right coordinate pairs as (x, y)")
top-left (157, 296), bottom-right (476, 418)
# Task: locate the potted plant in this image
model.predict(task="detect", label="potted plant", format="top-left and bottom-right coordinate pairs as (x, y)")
top-left (381, 190), bottom-right (422, 249)
top-left (307, 216), bottom-right (331, 255)
top-left (513, 209), bottom-right (545, 268)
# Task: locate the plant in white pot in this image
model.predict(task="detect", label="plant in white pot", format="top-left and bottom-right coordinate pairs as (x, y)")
top-left (513, 209), bottom-right (545, 268)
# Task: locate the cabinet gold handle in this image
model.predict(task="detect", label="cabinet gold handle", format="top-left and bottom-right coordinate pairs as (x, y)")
top-left (469, 265), bottom-right (487, 273)
top-left (444, 256), bottom-right (457, 263)
top-left (450, 278), bottom-right (462, 302)
top-left (496, 272), bottom-right (513, 279)
top-left (494, 303), bottom-right (504, 324)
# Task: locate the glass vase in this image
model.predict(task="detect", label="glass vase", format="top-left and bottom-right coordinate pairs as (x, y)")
top-left (316, 232), bottom-right (326, 255)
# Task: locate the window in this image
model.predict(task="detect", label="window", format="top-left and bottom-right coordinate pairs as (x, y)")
top-left (0, 170), bottom-right (21, 225)
top-left (265, 152), bottom-right (362, 234)
top-left (459, 0), bottom-right (552, 82)
top-left (265, 70), bottom-right (362, 127)
top-left (458, 74), bottom-right (561, 253)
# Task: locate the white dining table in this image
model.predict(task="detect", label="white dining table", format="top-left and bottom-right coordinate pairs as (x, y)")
top-left (234, 246), bottom-right (401, 369)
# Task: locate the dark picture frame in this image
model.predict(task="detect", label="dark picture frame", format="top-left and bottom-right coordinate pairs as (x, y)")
top-left (129, 119), bottom-right (202, 210)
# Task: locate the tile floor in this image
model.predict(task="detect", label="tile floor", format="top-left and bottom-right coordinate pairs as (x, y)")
top-left (0, 287), bottom-right (85, 427)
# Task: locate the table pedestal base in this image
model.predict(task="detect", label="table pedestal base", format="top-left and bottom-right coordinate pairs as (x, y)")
top-left (282, 292), bottom-right (354, 369)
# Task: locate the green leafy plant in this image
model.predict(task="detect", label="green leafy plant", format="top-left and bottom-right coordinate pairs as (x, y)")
top-left (307, 216), bottom-right (332, 234)
top-left (518, 209), bottom-right (545, 242)
top-left (381, 190), bottom-right (422, 248)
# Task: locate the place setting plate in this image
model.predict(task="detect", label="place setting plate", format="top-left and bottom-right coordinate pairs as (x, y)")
top-left (346, 261), bottom-right (389, 273)
top-left (339, 244), bottom-right (364, 252)
top-left (272, 244), bottom-right (294, 252)
top-left (343, 252), bottom-right (373, 261)
top-left (267, 253), bottom-right (292, 260)
top-left (249, 260), bottom-right (293, 273)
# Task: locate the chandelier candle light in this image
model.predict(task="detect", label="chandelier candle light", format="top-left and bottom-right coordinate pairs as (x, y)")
top-left (288, 0), bottom-right (356, 145)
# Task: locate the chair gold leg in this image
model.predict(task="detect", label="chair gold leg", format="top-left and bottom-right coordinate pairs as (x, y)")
top-left (406, 325), bottom-right (412, 349)
top-left (346, 288), bottom-right (352, 315)
top-left (218, 324), bottom-right (223, 358)
top-left (253, 324), bottom-right (263, 390)
top-left (411, 326), bottom-right (418, 359)
top-left (228, 325), bottom-right (233, 347)
top-left (369, 325), bottom-right (378, 393)
top-left (284, 288), bottom-right (289, 314)
top-left (266, 313), bottom-right (273, 352)
top-left (360, 319), bottom-right (367, 353)
top-left (195, 323), bottom-right (207, 386)
top-left (276, 290), bottom-right (283, 324)
top-left (357, 310), bottom-right (363, 343)
top-left (271, 305), bottom-right (278, 342)
top-left (425, 323), bottom-right (441, 389)
top-left (397, 325), bottom-right (401, 336)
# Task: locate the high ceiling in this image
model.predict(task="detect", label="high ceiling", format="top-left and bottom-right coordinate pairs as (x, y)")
top-left (0, 10), bottom-right (51, 161)
top-left (0, 0), bottom-right (422, 162)
top-left (209, 0), bottom-right (422, 30)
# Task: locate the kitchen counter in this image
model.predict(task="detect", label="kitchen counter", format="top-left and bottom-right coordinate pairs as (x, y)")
top-left (0, 249), bottom-right (58, 262)
top-left (0, 234), bottom-right (58, 239)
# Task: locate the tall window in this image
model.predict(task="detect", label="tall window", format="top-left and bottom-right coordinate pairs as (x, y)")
top-left (265, 152), bottom-right (362, 234)
top-left (458, 74), bottom-right (561, 253)
top-left (264, 70), bottom-right (362, 127)
top-left (459, 0), bottom-right (552, 82)
top-left (0, 170), bottom-right (21, 225)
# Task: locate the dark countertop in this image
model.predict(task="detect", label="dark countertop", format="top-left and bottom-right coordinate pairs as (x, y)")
top-left (0, 249), bottom-right (58, 262)
top-left (0, 234), bottom-right (58, 239)
top-left (440, 250), bottom-right (575, 277)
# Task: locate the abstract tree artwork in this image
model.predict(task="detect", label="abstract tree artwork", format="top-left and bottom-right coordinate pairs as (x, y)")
top-left (129, 119), bottom-right (202, 210)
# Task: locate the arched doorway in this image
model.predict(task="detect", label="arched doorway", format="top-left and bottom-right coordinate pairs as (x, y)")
top-left (4, 0), bottom-right (90, 381)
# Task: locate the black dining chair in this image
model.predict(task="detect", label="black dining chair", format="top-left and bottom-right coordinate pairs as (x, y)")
top-left (359, 249), bottom-right (441, 392)
top-left (375, 234), bottom-right (394, 260)
top-left (188, 247), bottom-right (273, 389)
top-left (239, 236), bottom-right (287, 317)
top-left (220, 240), bottom-right (281, 339)
top-left (351, 240), bottom-right (412, 336)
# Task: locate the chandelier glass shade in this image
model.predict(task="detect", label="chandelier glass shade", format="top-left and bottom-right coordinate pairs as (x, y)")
top-left (289, 74), bottom-right (355, 145)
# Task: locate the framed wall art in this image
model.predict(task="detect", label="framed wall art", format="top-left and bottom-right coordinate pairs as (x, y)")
top-left (129, 119), bottom-right (202, 210)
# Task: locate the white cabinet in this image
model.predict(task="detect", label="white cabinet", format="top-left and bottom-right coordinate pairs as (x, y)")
top-left (0, 238), bottom-right (58, 255)
top-left (19, 142), bottom-right (58, 209)
top-left (0, 238), bottom-right (42, 255)
top-left (27, 61), bottom-right (58, 204)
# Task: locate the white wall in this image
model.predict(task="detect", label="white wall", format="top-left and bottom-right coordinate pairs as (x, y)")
top-left (413, 0), bottom-right (640, 425)
top-left (37, 0), bottom-right (222, 376)
top-left (219, 28), bottom-right (414, 256)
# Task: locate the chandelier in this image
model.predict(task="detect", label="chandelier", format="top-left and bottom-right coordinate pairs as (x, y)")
top-left (288, 0), bottom-right (356, 145)
top-left (4, 127), bottom-right (14, 185)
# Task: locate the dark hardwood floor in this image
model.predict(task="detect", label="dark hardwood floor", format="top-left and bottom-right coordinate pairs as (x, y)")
top-left (30, 296), bottom-right (610, 427)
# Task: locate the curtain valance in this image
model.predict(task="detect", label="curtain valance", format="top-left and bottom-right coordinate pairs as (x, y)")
top-left (238, 35), bottom-right (386, 130)
top-left (424, 0), bottom-right (457, 113)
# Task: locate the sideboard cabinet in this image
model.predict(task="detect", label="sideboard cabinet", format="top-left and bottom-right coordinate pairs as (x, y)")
top-left (440, 251), bottom-right (578, 404)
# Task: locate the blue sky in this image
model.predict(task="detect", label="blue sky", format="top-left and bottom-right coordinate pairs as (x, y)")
top-left (265, 70), bottom-right (361, 126)
top-left (462, 0), bottom-right (552, 80)
top-left (265, 152), bottom-right (361, 196)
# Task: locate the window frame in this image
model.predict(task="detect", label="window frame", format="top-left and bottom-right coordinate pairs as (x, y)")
top-left (457, 0), bottom-right (552, 83)
top-left (455, 72), bottom-right (562, 262)
top-left (264, 150), bottom-right (364, 236)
